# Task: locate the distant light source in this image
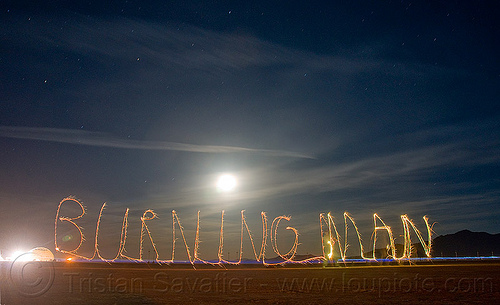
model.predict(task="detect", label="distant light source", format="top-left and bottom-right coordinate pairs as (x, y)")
top-left (11, 250), bottom-right (27, 261)
top-left (7, 247), bottom-right (54, 261)
top-left (216, 174), bottom-right (237, 192)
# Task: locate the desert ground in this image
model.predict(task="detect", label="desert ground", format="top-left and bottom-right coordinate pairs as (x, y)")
top-left (1, 261), bottom-right (499, 304)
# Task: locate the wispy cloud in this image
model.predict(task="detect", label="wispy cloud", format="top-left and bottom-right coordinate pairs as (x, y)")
top-left (35, 18), bottom-right (372, 74)
top-left (160, 120), bottom-right (500, 210)
top-left (224, 144), bottom-right (469, 201)
top-left (9, 15), bottom-right (447, 79)
top-left (0, 126), bottom-right (314, 159)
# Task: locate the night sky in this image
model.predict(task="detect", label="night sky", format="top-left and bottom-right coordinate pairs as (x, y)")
top-left (0, 1), bottom-right (499, 260)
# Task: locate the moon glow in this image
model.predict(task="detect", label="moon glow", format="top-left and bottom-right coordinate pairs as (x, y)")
top-left (216, 174), bottom-right (237, 192)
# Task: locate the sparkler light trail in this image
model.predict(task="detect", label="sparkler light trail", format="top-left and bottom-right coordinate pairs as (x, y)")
top-left (54, 197), bottom-right (434, 265)
top-left (319, 212), bottom-right (370, 261)
top-left (215, 210), bottom-right (268, 265)
top-left (270, 216), bottom-right (299, 263)
top-left (54, 197), bottom-right (89, 259)
top-left (319, 212), bottom-right (434, 262)
top-left (396, 214), bottom-right (432, 259)
top-left (170, 209), bottom-right (194, 264)
top-left (140, 210), bottom-right (160, 261)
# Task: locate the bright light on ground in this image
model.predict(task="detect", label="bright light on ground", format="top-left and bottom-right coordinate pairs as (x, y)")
top-left (11, 250), bottom-right (26, 259)
top-left (8, 250), bottom-right (31, 261)
top-left (4, 247), bottom-right (54, 261)
top-left (216, 174), bottom-right (237, 192)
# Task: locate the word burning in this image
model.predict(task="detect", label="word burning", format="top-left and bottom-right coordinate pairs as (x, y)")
top-left (55, 197), bottom-right (433, 265)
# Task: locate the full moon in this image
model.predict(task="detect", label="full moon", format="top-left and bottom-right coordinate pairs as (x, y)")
top-left (216, 174), bottom-right (237, 192)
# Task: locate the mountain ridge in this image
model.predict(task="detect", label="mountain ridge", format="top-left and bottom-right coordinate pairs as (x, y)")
top-left (431, 229), bottom-right (500, 257)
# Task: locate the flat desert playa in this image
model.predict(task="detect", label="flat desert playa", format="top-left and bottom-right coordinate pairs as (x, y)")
top-left (1, 261), bottom-right (499, 304)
